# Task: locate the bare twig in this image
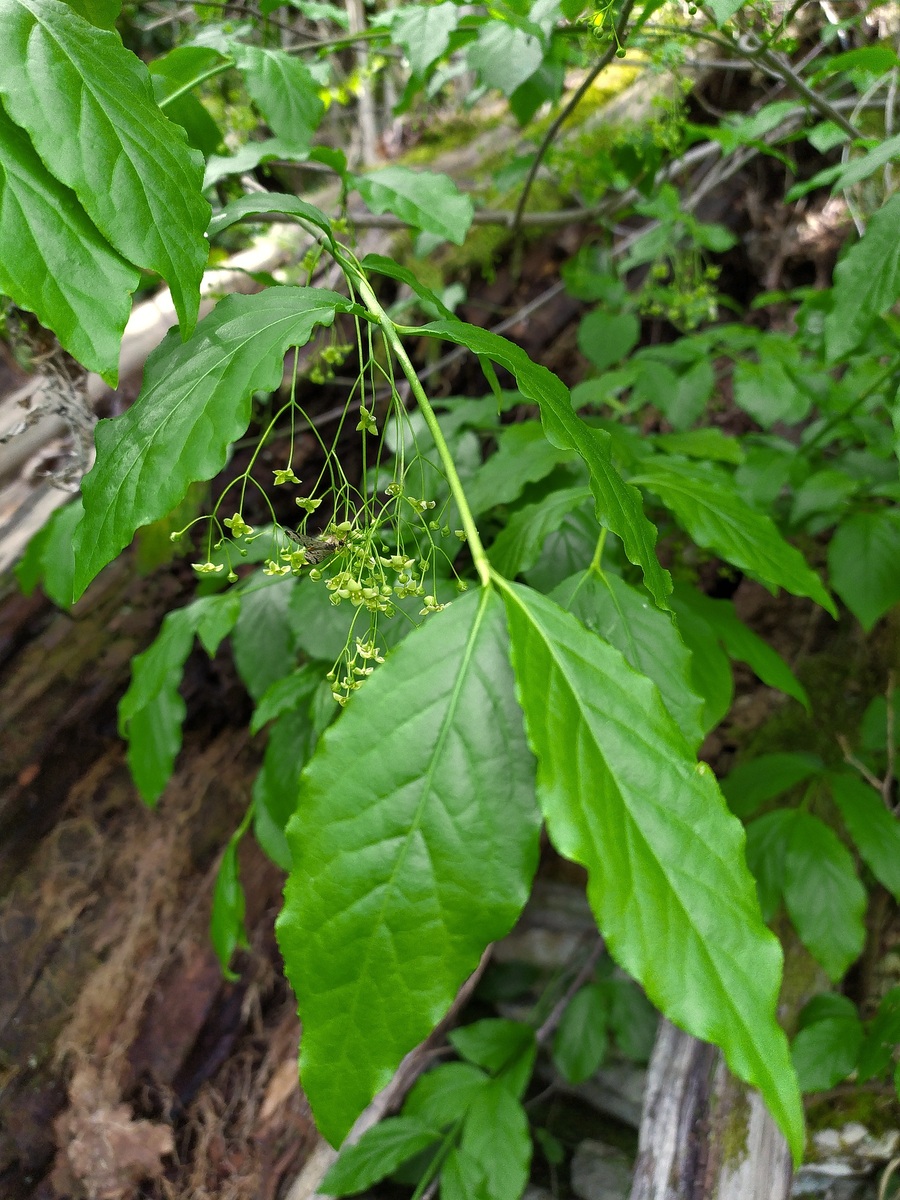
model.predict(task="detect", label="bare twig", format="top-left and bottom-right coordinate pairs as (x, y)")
top-left (510, 0), bottom-right (638, 244)
top-left (884, 670), bottom-right (896, 811)
top-left (837, 733), bottom-right (884, 794)
top-left (535, 937), bottom-right (605, 1046)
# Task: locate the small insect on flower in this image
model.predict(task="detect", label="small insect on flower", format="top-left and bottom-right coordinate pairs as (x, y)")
top-left (283, 528), bottom-right (345, 565)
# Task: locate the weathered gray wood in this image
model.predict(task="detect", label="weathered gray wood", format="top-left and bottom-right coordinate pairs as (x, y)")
top-left (629, 1021), bottom-right (792, 1200)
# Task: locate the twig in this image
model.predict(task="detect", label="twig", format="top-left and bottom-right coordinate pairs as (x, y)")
top-left (535, 937), bottom-right (605, 1046)
top-left (510, 0), bottom-right (638, 244)
top-left (884, 670), bottom-right (896, 812)
top-left (837, 733), bottom-right (884, 794)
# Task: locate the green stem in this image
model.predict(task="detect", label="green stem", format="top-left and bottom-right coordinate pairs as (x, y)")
top-left (802, 364), bottom-right (900, 453)
top-left (352, 275), bottom-right (492, 588)
top-left (158, 59), bottom-right (234, 110)
top-left (590, 528), bottom-right (608, 574)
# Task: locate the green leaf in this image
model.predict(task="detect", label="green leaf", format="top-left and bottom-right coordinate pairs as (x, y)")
top-left (253, 703), bottom-right (322, 871)
top-left (722, 753), bottom-right (823, 820)
top-left (488, 487), bottom-right (593, 578)
top-left (828, 509), bottom-right (900, 631)
top-left (207, 192), bottom-right (336, 246)
top-left (321, 1116), bottom-right (442, 1195)
top-left (251, 662), bottom-right (325, 734)
top-left (466, 422), bottom-right (578, 518)
top-left (15, 498), bottom-right (83, 608)
top-left (0, 106), bottom-right (138, 382)
top-left (552, 569), bottom-right (705, 749)
top-left (829, 772), bottom-right (900, 902)
top-left (354, 166), bottom-right (474, 244)
top-left (607, 977), bottom-right (658, 1061)
top-left (72, 287), bottom-right (350, 599)
top-left (195, 591), bottom-right (241, 657)
top-left (404, 1063), bottom-right (490, 1128)
top-left (449, 1019), bottom-right (536, 1097)
top-left (232, 43), bottom-right (324, 150)
top-left (553, 984), bottom-right (609, 1083)
top-left (0, 0), bottom-right (208, 334)
top-left (390, 2), bottom-right (459, 76)
top-left (828, 131), bottom-right (900, 193)
top-left (734, 358), bottom-right (810, 428)
top-left (631, 458), bottom-right (834, 612)
top-left (706, 0), bottom-right (747, 24)
top-left (203, 136), bottom-right (309, 188)
top-left (416, 321), bottom-right (671, 607)
top-left (467, 20), bottom-right (542, 95)
top-left (782, 812), bottom-right (867, 981)
top-left (858, 988), bottom-right (900, 1082)
top-left (653, 428), bottom-right (744, 465)
top-left (362, 253), bottom-right (455, 319)
top-left (791, 999), bottom-right (863, 1092)
top-left (498, 580), bottom-right (804, 1161)
top-left (276, 589), bottom-right (540, 1145)
top-left (577, 310), bottom-right (641, 372)
top-left (458, 1081), bottom-right (532, 1200)
top-left (825, 194), bottom-right (900, 360)
top-left (441, 1147), bottom-right (491, 1200)
top-left (210, 818), bottom-right (250, 979)
top-left (118, 606), bottom-right (197, 805)
top-left (672, 587), bottom-right (810, 711)
top-left (149, 46), bottom-right (225, 156)
top-left (63, 0), bottom-right (119, 26)
top-left (744, 809), bottom-right (793, 921)
top-left (668, 593), bottom-right (734, 733)
top-left (233, 576), bottom-right (297, 702)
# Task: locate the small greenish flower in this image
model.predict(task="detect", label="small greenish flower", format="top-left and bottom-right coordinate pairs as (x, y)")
top-left (273, 467), bottom-right (301, 485)
top-left (192, 561), bottom-right (224, 575)
top-left (295, 496), bottom-right (322, 513)
top-left (420, 596), bottom-right (447, 616)
top-left (385, 481), bottom-right (403, 497)
top-left (454, 529), bottom-right (467, 541)
top-left (227, 570), bottom-right (239, 583)
top-left (263, 559), bottom-right (291, 577)
top-left (356, 405), bottom-right (378, 436)
top-left (223, 512), bottom-right (254, 538)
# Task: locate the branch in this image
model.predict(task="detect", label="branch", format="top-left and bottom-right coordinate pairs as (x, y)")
top-left (510, 0), bottom-right (638, 242)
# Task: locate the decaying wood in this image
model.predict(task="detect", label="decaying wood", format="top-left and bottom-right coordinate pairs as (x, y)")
top-left (628, 1022), bottom-right (792, 1200)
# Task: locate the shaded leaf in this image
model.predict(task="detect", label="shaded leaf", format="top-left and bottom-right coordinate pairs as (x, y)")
top-left (117, 607), bottom-right (196, 805)
top-left (553, 984), bottom-right (609, 1083)
top-left (783, 812), bottom-right (867, 981)
top-left (404, 1063), bottom-right (490, 1128)
top-left (578, 309), bottom-right (641, 372)
top-left (459, 1081), bottom-right (532, 1200)
top-left (858, 988), bottom-right (900, 1082)
top-left (276, 590), bottom-right (540, 1144)
top-left (829, 772), bottom-right (900, 902)
top-left (828, 509), bottom-right (900, 631)
top-left (499, 580), bottom-right (804, 1161)
top-left (233, 576), bottom-right (297, 702)
top-left (489, 487), bottom-right (593, 578)
top-left (466, 422), bottom-right (578, 518)
top-left (321, 1117), bottom-right (441, 1195)
top-left (722, 753), bottom-right (823, 820)
top-left (211, 817), bottom-right (250, 979)
top-left (791, 1004), bottom-right (863, 1092)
